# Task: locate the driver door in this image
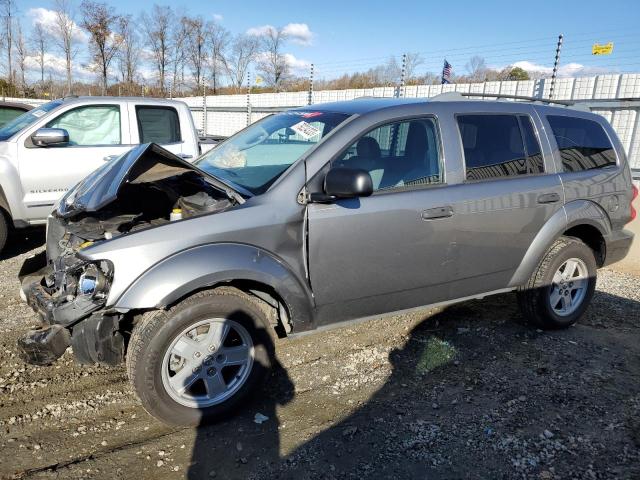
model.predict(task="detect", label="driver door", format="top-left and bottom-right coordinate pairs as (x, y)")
top-left (17, 103), bottom-right (133, 221)
top-left (308, 117), bottom-right (456, 325)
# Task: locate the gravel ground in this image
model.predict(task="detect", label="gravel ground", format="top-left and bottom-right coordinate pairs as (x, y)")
top-left (0, 228), bottom-right (639, 480)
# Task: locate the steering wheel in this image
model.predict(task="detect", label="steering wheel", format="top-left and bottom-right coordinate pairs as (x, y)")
top-left (241, 126), bottom-right (269, 149)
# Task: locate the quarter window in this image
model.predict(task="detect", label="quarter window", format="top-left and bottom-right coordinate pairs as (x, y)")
top-left (136, 106), bottom-right (181, 144)
top-left (336, 118), bottom-right (441, 191)
top-left (46, 105), bottom-right (121, 146)
top-left (457, 114), bottom-right (544, 180)
top-left (547, 115), bottom-right (616, 172)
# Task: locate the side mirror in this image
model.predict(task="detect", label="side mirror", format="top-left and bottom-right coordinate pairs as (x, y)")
top-left (310, 167), bottom-right (373, 203)
top-left (31, 128), bottom-right (69, 147)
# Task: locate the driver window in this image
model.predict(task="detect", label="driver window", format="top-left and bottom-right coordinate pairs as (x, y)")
top-left (336, 118), bottom-right (442, 192)
top-left (46, 105), bottom-right (121, 146)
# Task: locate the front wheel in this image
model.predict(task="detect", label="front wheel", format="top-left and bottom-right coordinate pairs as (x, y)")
top-left (126, 288), bottom-right (275, 426)
top-left (518, 236), bottom-right (597, 329)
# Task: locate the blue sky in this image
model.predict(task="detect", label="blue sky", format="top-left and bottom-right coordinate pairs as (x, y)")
top-left (15, 0), bottom-right (640, 81)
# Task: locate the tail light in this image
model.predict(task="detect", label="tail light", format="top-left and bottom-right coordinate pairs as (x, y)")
top-left (630, 183), bottom-right (638, 223)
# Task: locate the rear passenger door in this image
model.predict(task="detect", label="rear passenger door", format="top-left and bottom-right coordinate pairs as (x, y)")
top-left (132, 105), bottom-right (185, 157)
top-left (444, 111), bottom-right (563, 296)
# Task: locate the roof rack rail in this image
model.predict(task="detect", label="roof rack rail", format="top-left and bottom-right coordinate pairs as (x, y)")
top-left (430, 91), bottom-right (578, 106)
top-left (459, 92), bottom-right (575, 106)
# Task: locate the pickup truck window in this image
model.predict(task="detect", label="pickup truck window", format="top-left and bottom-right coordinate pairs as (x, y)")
top-left (46, 105), bottom-right (121, 146)
top-left (196, 111), bottom-right (350, 195)
top-left (0, 100), bottom-right (62, 141)
top-left (547, 115), bottom-right (616, 171)
top-left (136, 106), bottom-right (181, 144)
top-left (0, 107), bottom-right (26, 127)
top-left (336, 118), bottom-right (442, 191)
top-left (457, 114), bottom-right (544, 181)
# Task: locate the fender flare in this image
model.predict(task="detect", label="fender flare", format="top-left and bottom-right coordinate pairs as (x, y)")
top-left (113, 243), bottom-right (316, 332)
top-left (508, 200), bottom-right (611, 287)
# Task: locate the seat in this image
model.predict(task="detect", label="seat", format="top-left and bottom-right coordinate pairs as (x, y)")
top-left (345, 136), bottom-right (384, 189)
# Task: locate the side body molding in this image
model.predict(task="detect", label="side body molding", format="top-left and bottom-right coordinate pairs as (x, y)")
top-left (114, 243), bottom-right (316, 332)
top-left (508, 200), bottom-right (611, 287)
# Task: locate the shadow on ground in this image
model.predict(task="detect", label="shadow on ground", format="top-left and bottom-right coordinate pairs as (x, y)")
top-left (189, 291), bottom-right (640, 479)
top-left (1, 227), bottom-right (45, 261)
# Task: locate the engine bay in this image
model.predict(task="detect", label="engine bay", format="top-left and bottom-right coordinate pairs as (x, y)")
top-left (63, 172), bottom-right (233, 242)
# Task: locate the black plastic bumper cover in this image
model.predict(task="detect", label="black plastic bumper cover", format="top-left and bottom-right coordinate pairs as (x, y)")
top-left (17, 324), bottom-right (71, 366)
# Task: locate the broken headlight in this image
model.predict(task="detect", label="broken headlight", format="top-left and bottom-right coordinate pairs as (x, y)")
top-left (77, 262), bottom-right (110, 299)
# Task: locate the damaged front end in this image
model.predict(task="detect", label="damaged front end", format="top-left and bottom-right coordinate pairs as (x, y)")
top-left (18, 143), bottom-right (242, 367)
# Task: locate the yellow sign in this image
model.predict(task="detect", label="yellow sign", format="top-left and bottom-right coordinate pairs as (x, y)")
top-left (592, 42), bottom-right (614, 55)
top-left (255, 76), bottom-right (263, 85)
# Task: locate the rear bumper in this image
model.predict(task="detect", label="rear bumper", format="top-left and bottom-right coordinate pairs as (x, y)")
top-left (603, 229), bottom-right (634, 267)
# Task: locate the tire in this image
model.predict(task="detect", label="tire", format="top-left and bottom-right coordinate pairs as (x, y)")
top-left (126, 287), bottom-right (275, 426)
top-left (0, 210), bottom-right (9, 254)
top-left (517, 236), bottom-right (597, 329)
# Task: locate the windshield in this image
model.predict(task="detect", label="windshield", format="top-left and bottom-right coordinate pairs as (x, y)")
top-left (195, 111), bottom-right (350, 195)
top-left (0, 100), bottom-right (63, 141)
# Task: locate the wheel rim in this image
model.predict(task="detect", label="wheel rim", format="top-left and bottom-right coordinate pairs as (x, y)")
top-left (549, 258), bottom-right (589, 317)
top-left (161, 318), bottom-right (254, 408)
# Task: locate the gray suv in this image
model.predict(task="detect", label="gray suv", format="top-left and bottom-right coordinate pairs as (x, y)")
top-left (18, 96), bottom-right (636, 425)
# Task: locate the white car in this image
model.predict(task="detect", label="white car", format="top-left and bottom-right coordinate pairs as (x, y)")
top-left (0, 96), bottom-right (211, 252)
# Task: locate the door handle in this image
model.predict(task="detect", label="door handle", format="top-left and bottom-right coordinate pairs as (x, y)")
top-left (177, 153), bottom-right (193, 160)
top-left (537, 192), bottom-right (561, 204)
top-left (103, 155), bottom-right (119, 162)
top-left (421, 206), bottom-right (454, 220)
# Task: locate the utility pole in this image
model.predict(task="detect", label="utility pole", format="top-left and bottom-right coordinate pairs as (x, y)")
top-left (397, 53), bottom-right (407, 98)
top-left (246, 72), bottom-right (252, 126)
top-left (202, 80), bottom-right (207, 136)
top-left (308, 63), bottom-right (314, 106)
top-left (549, 34), bottom-right (563, 100)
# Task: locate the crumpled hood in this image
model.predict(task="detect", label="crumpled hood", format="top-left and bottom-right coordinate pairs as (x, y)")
top-left (57, 143), bottom-right (244, 218)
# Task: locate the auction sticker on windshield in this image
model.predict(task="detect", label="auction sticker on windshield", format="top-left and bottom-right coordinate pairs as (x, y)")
top-left (291, 121), bottom-right (320, 139)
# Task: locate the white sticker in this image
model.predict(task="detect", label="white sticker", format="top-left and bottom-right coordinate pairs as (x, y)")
top-left (31, 110), bottom-right (46, 118)
top-left (290, 121), bottom-right (320, 139)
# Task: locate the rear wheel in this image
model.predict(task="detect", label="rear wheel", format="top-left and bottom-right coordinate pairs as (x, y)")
top-left (518, 236), bottom-right (597, 329)
top-left (126, 288), bottom-right (275, 426)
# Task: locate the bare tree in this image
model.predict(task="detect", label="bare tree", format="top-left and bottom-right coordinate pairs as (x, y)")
top-left (141, 4), bottom-right (171, 94)
top-left (168, 15), bottom-right (188, 95)
top-left (207, 22), bottom-right (229, 94)
top-left (115, 15), bottom-right (139, 90)
top-left (13, 20), bottom-right (27, 90)
top-left (255, 26), bottom-right (289, 90)
top-left (182, 15), bottom-right (208, 88)
top-left (81, 1), bottom-right (122, 94)
top-left (1, 0), bottom-right (16, 85)
top-left (53, 0), bottom-right (77, 94)
top-left (223, 34), bottom-right (259, 90)
top-left (465, 55), bottom-right (488, 82)
top-left (31, 22), bottom-right (48, 83)
top-left (404, 52), bottom-right (424, 79)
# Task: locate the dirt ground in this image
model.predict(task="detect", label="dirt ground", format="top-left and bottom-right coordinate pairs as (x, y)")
top-left (0, 225), bottom-right (639, 480)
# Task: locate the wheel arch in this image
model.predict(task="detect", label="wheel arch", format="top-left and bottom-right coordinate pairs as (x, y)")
top-left (113, 243), bottom-right (316, 334)
top-left (509, 200), bottom-right (611, 287)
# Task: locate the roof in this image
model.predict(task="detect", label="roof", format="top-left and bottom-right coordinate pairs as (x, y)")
top-left (59, 96), bottom-right (187, 106)
top-left (0, 101), bottom-right (33, 111)
top-left (294, 94), bottom-right (589, 116)
top-left (295, 97), bottom-right (428, 115)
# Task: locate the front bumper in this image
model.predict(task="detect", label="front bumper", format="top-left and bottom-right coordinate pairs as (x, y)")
top-left (19, 251), bottom-right (101, 326)
top-left (17, 252), bottom-right (123, 366)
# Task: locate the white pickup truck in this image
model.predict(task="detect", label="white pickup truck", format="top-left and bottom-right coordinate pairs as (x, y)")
top-left (0, 96), bottom-right (215, 252)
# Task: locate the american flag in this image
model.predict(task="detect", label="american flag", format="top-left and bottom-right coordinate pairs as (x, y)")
top-left (441, 60), bottom-right (452, 84)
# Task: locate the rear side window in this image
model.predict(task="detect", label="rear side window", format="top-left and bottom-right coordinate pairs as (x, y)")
top-left (457, 114), bottom-right (544, 181)
top-left (547, 115), bottom-right (616, 172)
top-left (136, 106), bottom-right (181, 144)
